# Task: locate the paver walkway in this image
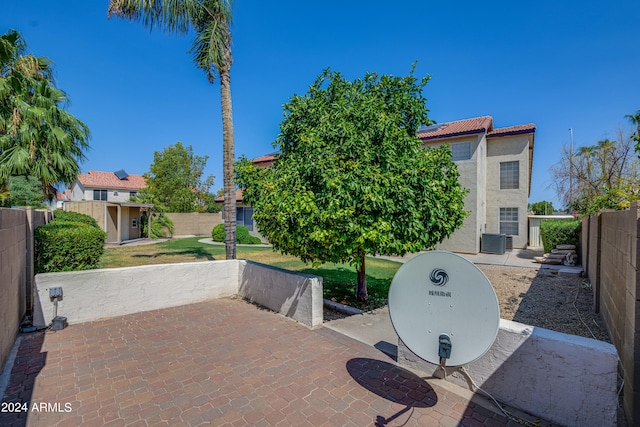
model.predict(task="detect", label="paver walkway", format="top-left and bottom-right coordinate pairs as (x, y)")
top-left (0, 298), bottom-right (529, 427)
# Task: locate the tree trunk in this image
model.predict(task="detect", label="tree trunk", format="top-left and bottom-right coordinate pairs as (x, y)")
top-left (355, 252), bottom-right (368, 301)
top-left (220, 65), bottom-right (236, 259)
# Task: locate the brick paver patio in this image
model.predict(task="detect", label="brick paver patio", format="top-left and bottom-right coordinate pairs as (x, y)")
top-left (1, 298), bottom-right (529, 426)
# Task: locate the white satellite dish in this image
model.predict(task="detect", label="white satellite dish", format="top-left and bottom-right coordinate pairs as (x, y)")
top-left (388, 251), bottom-right (500, 367)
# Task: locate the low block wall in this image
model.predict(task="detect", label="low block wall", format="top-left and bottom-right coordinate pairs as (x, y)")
top-left (398, 319), bottom-right (618, 427)
top-left (33, 260), bottom-right (323, 328)
top-left (239, 261), bottom-right (323, 327)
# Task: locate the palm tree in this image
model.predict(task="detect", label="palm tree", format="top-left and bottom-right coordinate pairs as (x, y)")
top-left (0, 30), bottom-right (90, 197)
top-left (107, 0), bottom-right (237, 260)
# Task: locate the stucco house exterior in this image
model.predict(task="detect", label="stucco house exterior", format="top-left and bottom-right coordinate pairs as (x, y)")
top-left (418, 116), bottom-right (535, 254)
top-left (64, 170), bottom-right (153, 244)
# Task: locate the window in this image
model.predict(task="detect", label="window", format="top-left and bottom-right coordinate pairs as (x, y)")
top-left (222, 206), bottom-right (254, 231)
top-left (451, 142), bottom-right (471, 161)
top-left (94, 189), bottom-right (107, 201)
top-left (130, 191), bottom-right (137, 198)
top-left (500, 161), bottom-right (519, 189)
top-left (499, 208), bottom-right (519, 235)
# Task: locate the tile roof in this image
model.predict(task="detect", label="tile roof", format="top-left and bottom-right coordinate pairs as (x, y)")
top-left (215, 189), bottom-right (243, 203)
top-left (55, 189), bottom-right (72, 201)
top-left (418, 116), bottom-right (535, 141)
top-left (77, 170), bottom-right (147, 190)
top-left (487, 123), bottom-right (536, 137)
top-left (251, 153), bottom-right (277, 167)
top-left (418, 116), bottom-right (493, 140)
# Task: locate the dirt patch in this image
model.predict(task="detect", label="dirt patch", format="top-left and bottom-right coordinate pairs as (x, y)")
top-left (325, 264), bottom-right (611, 344)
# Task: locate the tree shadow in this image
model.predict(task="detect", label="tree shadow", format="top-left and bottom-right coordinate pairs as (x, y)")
top-left (132, 248), bottom-right (216, 261)
top-left (0, 332), bottom-right (47, 427)
top-left (346, 358), bottom-right (437, 426)
top-left (514, 248), bottom-right (543, 260)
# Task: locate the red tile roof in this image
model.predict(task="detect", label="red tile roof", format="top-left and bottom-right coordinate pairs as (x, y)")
top-left (418, 116), bottom-right (535, 141)
top-left (418, 116), bottom-right (493, 140)
top-left (487, 123), bottom-right (536, 137)
top-left (77, 170), bottom-right (147, 190)
top-left (215, 189), bottom-right (243, 203)
top-left (55, 189), bottom-right (72, 201)
top-left (252, 153), bottom-right (277, 167)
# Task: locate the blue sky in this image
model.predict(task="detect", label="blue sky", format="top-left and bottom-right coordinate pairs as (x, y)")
top-left (2, 1), bottom-right (639, 207)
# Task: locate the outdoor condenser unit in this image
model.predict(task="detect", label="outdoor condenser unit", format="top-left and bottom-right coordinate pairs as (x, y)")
top-left (481, 233), bottom-right (506, 254)
top-left (505, 235), bottom-right (514, 252)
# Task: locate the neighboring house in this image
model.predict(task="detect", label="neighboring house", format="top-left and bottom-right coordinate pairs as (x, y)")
top-left (65, 170), bottom-right (153, 244)
top-left (419, 116), bottom-right (535, 253)
top-left (54, 189), bottom-right (72, 209)
top-left (70, 169), bottom-right (146, 203)
top-left (215, 154), bottom-right (276, 237)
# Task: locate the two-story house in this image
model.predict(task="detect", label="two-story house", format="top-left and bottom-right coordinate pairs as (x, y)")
top-left (64, 170), bottom-right (152, 244)
top-left (419, 116), bottom-right (535, 254)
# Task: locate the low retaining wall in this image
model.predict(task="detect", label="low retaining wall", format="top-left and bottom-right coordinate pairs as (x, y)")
top-left (33, 260), bottom-right (323, 328)
top-left (398, 318), bottom-right (618, 427)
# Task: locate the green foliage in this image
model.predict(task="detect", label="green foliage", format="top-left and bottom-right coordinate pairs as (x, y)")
top-left (35, 216), bottom-right (106, 273)
top-left (142, 142), bottom-right (217, 213)
top-left (140, 211), bottom-right (174, 238)
top-left (2, 176), bottom-right (46, 207)
top-left (236, 68), bottom-right (468, 299)
top-left (529, 200), bottom-right (554, 215)
top-left (540, 220), bottom-right (581, 253)
top-left (0, 30), bottom-right (90, 191)
top-left (211, 224), bottom-right (261, 244)
top-left (54, 210), bottom-right (100, 228)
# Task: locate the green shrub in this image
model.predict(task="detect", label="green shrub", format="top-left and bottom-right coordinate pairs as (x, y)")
top-left (35, 220), bottom-right (106, 273)
top-left (53, 210), bottom-right (100, 228)
top-left (211, 224), bottom-right (261, 244)
top-left (540, 219), bottom-right (580, 253)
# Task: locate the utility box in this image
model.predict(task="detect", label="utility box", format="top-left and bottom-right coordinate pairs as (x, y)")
top-left (481, 233), bottom-right (506, 254)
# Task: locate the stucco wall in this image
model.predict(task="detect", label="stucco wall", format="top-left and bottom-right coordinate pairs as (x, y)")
top-left (398, 319), bottom-right (618, 427)
top-left (64, 201), bottom-right (107, 231)
top-left (428, 135), bottom-right (484, 254)
top-left (485, 135), bottom-right (531, 249)
top-left (33, 259), bottom-right (323, 329)
top-left (239, 261), bottom-right (323, 327)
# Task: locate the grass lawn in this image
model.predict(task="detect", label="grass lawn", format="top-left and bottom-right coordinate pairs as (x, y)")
top-left (100, 237), bottom-right (402, 311)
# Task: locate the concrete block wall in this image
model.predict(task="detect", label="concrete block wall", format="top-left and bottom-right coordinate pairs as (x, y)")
top-left (33, 259), bottom-right (324, 329)
top-left (165, 212), bottom-right (223, 236)
top-left (582, 202), bottom-right (640, 425)
top-left (398, 319), bottom-right (618, 427)
top-left (0, 208), bottom-right (27, 371)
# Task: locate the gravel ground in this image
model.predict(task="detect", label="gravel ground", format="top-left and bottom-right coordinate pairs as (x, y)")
top-left (476, 264), bottom-right (610, 343)
top-left (325, 264), bottom-right (611, 344)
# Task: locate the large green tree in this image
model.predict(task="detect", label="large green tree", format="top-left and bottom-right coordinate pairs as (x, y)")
top-left (236, 69), bottom-right (468, 300)
top-left (2, 175), bottom-right (45, 207)
top-left (529, 200), bottom-right (554, 215)
top-left (0, 30), bottom-right (90, 195)
top-left (141, 141), bottom-right (215, 213)
top-left (108, 0), bottom-right (237, 259)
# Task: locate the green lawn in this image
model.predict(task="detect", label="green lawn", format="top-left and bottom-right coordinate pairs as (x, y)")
top-left (100, 237), bottom-right (401, 311)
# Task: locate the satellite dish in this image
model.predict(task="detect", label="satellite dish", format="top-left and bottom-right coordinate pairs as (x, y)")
top-left (388, 251), bottom-right (500, 367)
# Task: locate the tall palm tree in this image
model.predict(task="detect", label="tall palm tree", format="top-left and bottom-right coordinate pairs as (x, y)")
top-left (0, 30), bottom-right (90, 197)
top-left (108, 0), bottom-right (237, 259)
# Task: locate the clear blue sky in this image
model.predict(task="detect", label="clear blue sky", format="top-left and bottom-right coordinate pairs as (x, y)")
top-left (3, 1), bottom-right (639, 207)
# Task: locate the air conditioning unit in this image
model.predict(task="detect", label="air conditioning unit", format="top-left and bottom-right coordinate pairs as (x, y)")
top-left (481, 233), bottom-right (506, 254)
top-left (505, 235), bottom-right (513, 252)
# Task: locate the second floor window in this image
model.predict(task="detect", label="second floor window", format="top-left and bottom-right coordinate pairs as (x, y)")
top-left (94, 189), bottom-right (107, 201)
top-left (451, 142), bottom-right (472, 161)
top-left (500, 161), bottom-right (519, 189)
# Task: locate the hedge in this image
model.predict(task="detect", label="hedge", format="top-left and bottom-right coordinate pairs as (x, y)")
top-left (53, 210), bottom-right (100, 228)
top-left (211, 224), bottom-right (262, 244)
top-left (540, 219), bottom-right (581, 253)
top-left (35, 213), bottom-right (106, 273)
